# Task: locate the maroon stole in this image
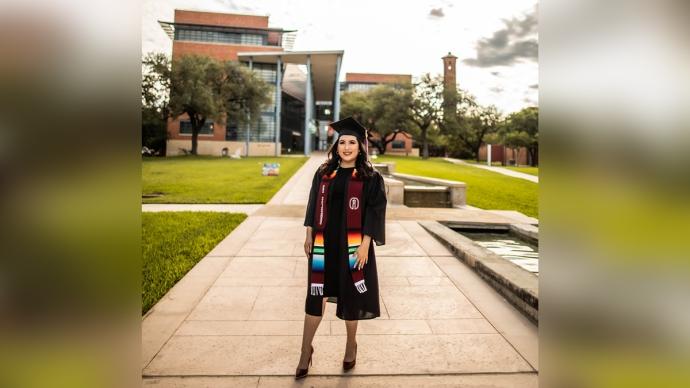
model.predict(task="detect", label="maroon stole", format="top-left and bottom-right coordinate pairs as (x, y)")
top-left (310, 168), bottom-right (367, 295)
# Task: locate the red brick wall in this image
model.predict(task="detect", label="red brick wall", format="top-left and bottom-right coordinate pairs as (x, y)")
top-left (175, 10), bottom-right (268, 29)
top-left (443, 55), bottom-right (457, 90)
top-left (172, 41), bottom-right (280, 61)
top-left (171, 10), bottom-right (284, 61)
top-left (478, 144), bottom-right (529, 165)
top-left (384, 132), bottom-right (414, 152)
top-left (168, 113), bottom-right (227, 142)
top-left (346, 73), bottom-right (412, 84)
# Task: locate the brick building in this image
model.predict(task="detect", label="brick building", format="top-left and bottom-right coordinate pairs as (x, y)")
top-left (478, 144), bottom-right (532, 166)
top-left (341, 72), bottom-right (412, 93)
top-left (383, 132), bottom-right (417, 156)
top-left (160, 10), bottom-right (343, 156)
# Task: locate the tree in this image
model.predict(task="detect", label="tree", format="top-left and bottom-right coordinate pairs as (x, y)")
top-left (469, 104), bottom-right (502, 161)
top-left (425, 121), bottom-right (448, 156)
top-left (503, 107), bottom-right (538, 166)
top-left (410, 74), bottom-right (444, 159)
top-left (441, 90), bottom-right (501, 160)
top-left (168, 55), bottom-right (271, 155)
top-left (142, 52), bottom-right (171, 154)
top-left (503, 130), bottom-right (531, 166)
top-left (341, 84), bottom-right (415, 155)
top-left (220, 60), bottom-right (272, 138)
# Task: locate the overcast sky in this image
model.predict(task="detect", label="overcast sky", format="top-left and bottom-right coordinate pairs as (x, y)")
top-left (143, 0), bottom-right (538, 114)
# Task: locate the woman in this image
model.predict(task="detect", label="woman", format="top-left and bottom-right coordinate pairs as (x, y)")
top-left (295, 116), bottom-right (387, 379)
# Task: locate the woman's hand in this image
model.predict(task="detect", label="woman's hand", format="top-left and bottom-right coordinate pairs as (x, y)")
top-left (304, 227), bottom-right (313, 258)
top-left (353, 235), bottom-right (372, 270)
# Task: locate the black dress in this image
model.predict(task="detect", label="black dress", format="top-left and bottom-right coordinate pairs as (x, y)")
top-left (303, 166), bottom-right (387, 320)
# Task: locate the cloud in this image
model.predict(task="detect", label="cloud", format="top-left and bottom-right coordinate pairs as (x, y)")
top-left (490, 86), bottom-right (504, 93)
top-left (463, 6), bottom-right (538, 67)
top-left (491, 71), bottom-right (501, 76)
top-left (529, 84), bottom-right (538, 89)
top-left (429, 8), bottom-right (444, 18)
top-left (214, 0), bottom-right (253, 12)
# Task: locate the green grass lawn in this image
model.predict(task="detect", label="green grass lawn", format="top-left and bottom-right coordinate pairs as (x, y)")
top-left (142, 156), bottom-right (307, 203)
top-left (506, 166), bottom-right (539, 176)
top-left (377, 156), bottom-right (538, 218)
top-left (142, 211), bottom-right (247, 314)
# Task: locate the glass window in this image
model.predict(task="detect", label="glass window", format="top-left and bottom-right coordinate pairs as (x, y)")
top-left (254, 113), bottom-right (276, 142)
top-left (347, 83), bottom-right (376, 92)
top-left (392, 140), bottom-right (405, 149)
top-left (180, 120), bottom-right (214, 135)
top-left (252, 63), bottom-right (277, 83)
top-left (225, 112), bottom-right (276, 143)
top-left (241, 34), bottom-right (264, 45)
top-left (228, 113), bottom-right (277, 142)
top-left (225, 124), bottom-right (238, 141)
top-left (175, 27), bottom-right (267, 46)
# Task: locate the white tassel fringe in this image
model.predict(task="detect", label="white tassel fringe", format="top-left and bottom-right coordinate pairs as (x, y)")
top-left (354, 280), bottom-right (367, 293)
top-left (310, 284), bottom-right (323, 296)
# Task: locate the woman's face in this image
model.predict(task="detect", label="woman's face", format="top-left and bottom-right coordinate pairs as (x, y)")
top-left (337, 135), bottom-right (359, 164)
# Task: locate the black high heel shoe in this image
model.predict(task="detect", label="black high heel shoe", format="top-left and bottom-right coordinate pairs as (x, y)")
top-left (295, 346), bottom-right (313, 380)
top-left (343, 342), bottom-right (357, 371)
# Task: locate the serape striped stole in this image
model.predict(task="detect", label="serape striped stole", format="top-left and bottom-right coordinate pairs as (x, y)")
top-left (310, 168), bottom-right (367, 295)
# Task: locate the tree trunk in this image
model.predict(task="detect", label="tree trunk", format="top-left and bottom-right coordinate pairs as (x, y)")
top-left (190, 115), bottom-right (198, 155)
top-left (422, 127), bottom-right (429, 159)
top-left (370, 138), bottom-right (385, 155)
top-left (189, 115), bottom-right (205, 155)
top-left (160, 107), bottom-right (169, 156)
top-left (382, 130), bottom-right (408, 156)
top-left (528, 147), bottom-right (538, 166)
top-left (191, 129), bottom-right (198, 155)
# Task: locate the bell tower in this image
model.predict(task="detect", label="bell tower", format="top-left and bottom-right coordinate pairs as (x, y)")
top-left (442, 52), bottom-right (458, 123)
top-left (443, 52), bottom-right (458, 91)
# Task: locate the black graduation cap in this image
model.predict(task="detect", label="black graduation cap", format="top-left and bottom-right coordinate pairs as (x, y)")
top-left (330, 116), bottom-right (367, 142)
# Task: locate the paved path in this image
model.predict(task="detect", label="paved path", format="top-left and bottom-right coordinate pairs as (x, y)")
top-left (444, 158), bottom-right (539, 183)
top-left (142, 153), bottom-right (538, 387)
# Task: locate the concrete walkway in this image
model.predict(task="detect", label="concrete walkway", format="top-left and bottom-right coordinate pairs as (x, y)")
top-left (444, 158), bottom-right (539, 183)
top-left (142, 154), bottom-right (538, 387)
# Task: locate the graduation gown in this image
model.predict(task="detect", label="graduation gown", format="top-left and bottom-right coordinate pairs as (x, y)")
top-left (303, 166), bottom-right (387, 320)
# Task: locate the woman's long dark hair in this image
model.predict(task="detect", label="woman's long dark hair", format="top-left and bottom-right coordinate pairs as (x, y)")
top-left (317, 136), bottom-right (375, 179)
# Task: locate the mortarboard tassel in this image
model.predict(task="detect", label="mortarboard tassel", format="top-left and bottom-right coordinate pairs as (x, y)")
top-left (364, 130), bottom-right (369, 162)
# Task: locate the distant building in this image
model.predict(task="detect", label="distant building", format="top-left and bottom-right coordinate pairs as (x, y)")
top-left (384, 132), bottom-right (418, 156)
top-left (159, 10), bottom-right (343, 156)
top-left (478, 145), bottom-right (531, 166)
top-left (341, 72), bottom-right (412, 93)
